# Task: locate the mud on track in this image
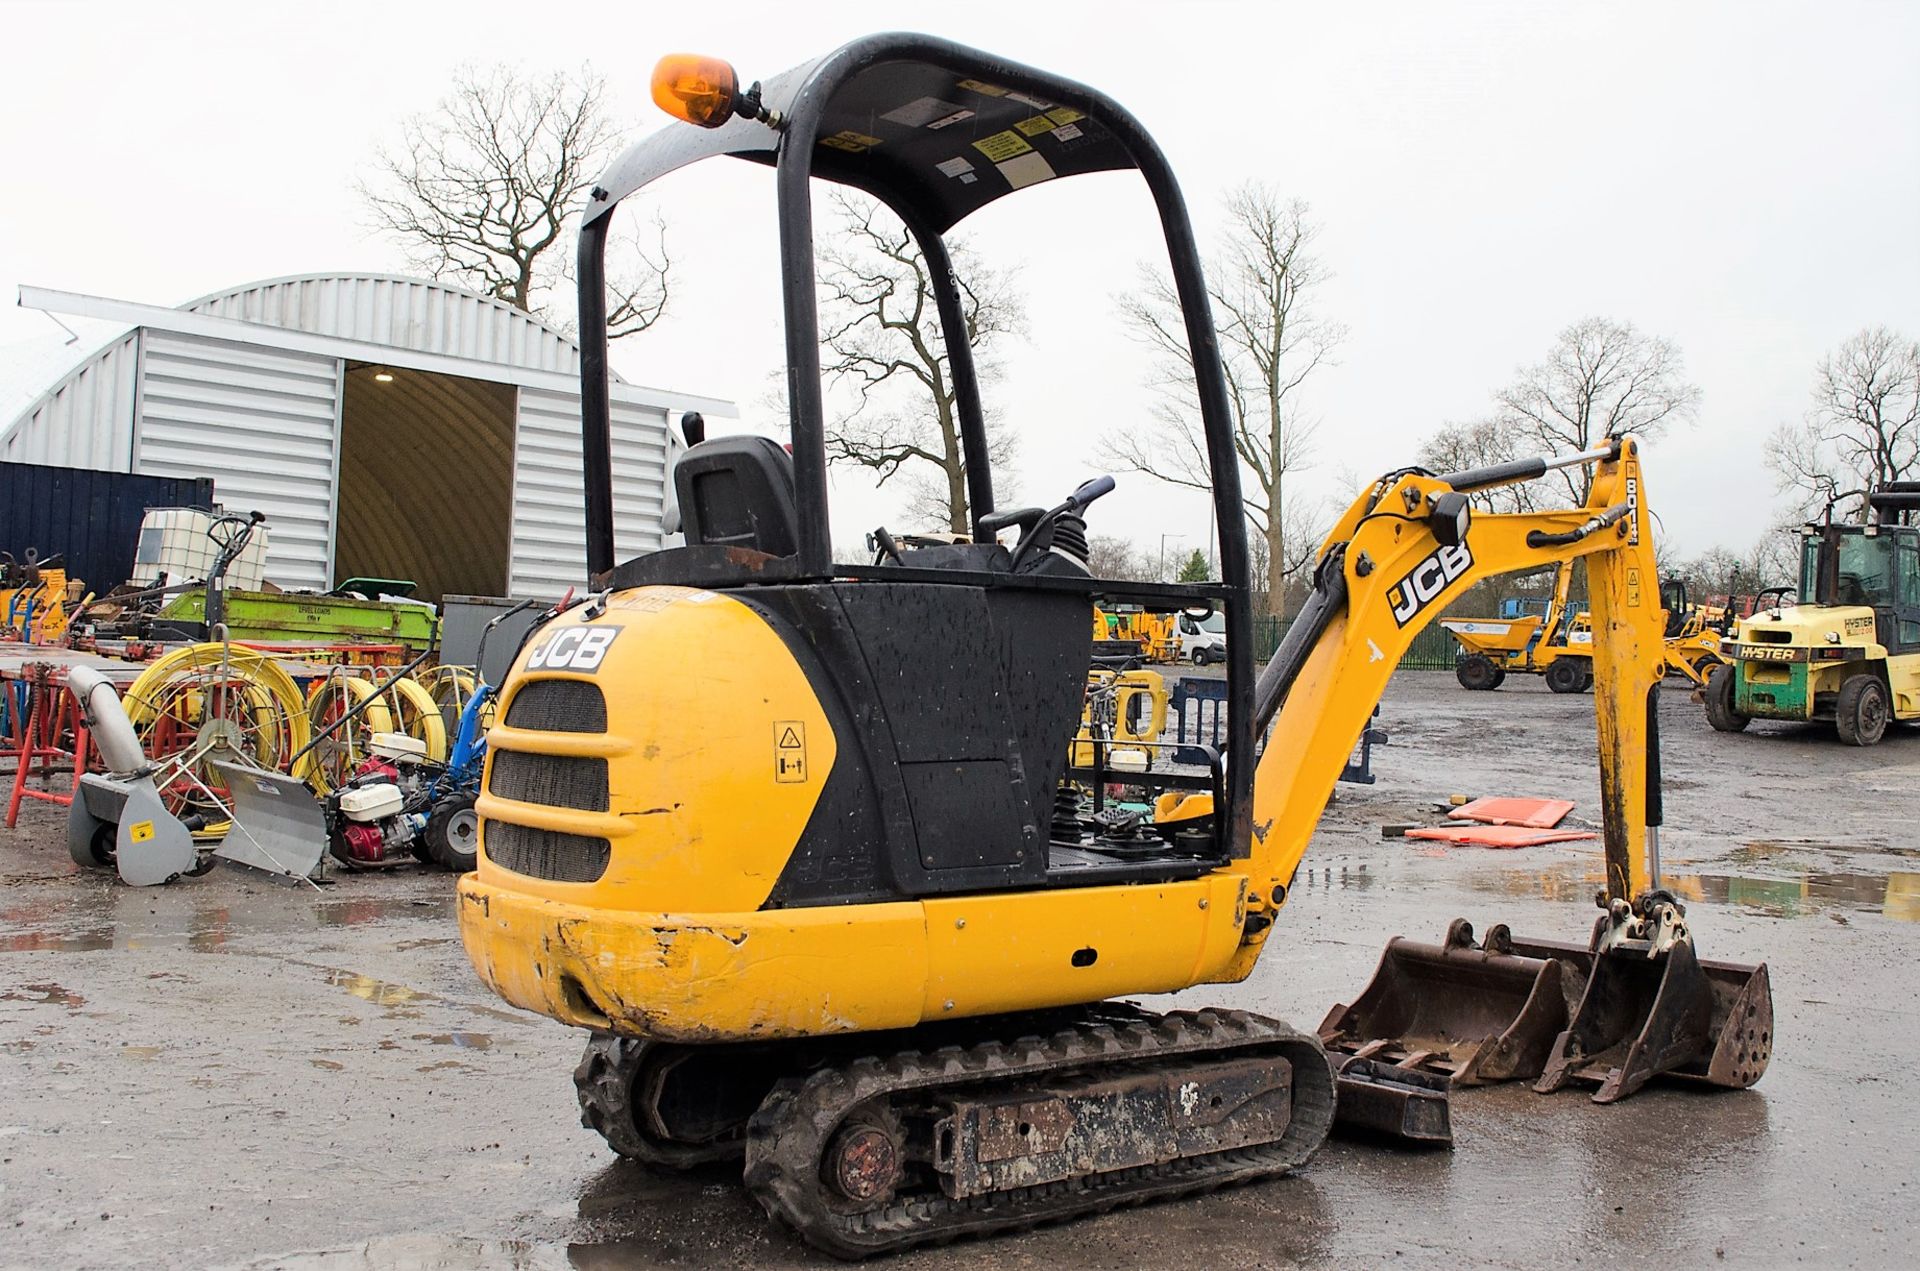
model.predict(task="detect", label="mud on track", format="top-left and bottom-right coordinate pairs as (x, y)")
top-left (2, 671), bottom-right (1916, 1269)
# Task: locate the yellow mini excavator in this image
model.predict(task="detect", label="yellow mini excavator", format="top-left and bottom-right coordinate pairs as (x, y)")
top-left (457, 36), bottom-right (1773, 1257)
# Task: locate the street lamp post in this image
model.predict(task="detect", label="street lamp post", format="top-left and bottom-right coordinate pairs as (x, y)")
top-left (1159, 533), bottom-right (1185, 581)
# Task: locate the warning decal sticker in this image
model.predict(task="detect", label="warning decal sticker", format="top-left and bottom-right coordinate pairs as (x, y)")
top-left (882, 96), bottom-right (970, 128)
top-left (774, 721), bottom-right (807, 784)
top-left (935, 156), bottom-right (976, 178)
top-left (819, 129), bottom-right (883, 153)
top-left (1046, 106), bottom-right (1084, 126)
top-left (973, 130), bottom-right (1033, 162)
top-left (995, 151), bottom-right (1056, 190)
top-left (1015, 114), bottom-right (1057, 137)
top-left (957, 78), bottom-right (1009, 97)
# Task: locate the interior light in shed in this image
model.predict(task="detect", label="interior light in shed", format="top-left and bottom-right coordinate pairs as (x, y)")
top-left (373, 371), bottom-right (395, 383)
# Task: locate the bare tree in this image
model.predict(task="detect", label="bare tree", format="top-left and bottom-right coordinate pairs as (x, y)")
top-left (1487, 317), bottom-right (1700, 505)
top-left (360, 65), bottom-right (669, 339)
top-left (815, 194), bottom-right (1023, 534)
top-left (1766, 326), bottom-right (1920, 522)
top-left (1680, 529), bottom-right (1799, 604)
top-left (1084, 536), bottom-right (1159, 582)
top-left (1104, 185), bottom-right (1342, 617)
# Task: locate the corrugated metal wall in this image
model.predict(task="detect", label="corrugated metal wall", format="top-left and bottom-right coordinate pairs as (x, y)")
top-left (510, 389), bottom-right (669, 597)
top-left (0, 460), bottom-right (215, 592)
top-left (134, 331), bottom-right (339, 592)
top-left (187, 275), bottom-right (580, 375)
top-left (5, 277), bottom-right (706, 599)
top-left (0, 331), bottom-right (140, 470)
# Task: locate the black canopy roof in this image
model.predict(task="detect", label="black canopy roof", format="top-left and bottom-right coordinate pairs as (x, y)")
top-left (584, 34), bottom-right (1143, 234)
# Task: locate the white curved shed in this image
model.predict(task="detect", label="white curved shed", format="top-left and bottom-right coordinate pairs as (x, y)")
top-left (3, 274), bottom-right (729, 599)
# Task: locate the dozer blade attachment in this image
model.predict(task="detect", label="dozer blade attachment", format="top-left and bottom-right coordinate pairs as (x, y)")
top-left (211, 760), bottom-right (329, 883)
top-left (1320, 918), bottom-right (1569, 1086)
top-left (1523, 894), bottom-right (1773, 1104)
top-left (1331, 1056), bottom-right (1453, 1146)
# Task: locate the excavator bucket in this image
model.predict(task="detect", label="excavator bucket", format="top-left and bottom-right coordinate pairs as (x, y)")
top-left (1325, 899), bottom-right (1774, 1121)
top-left (1517, 898), bottom-right (1774, 1104)
top-left (1320, 919), bottom-right (1570, 1086)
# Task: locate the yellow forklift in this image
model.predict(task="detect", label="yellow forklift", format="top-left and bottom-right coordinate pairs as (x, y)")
top-left (457, 36), bottom-right (1772, 1256)
top-left (1707, 486), bottom-right (1920, 744)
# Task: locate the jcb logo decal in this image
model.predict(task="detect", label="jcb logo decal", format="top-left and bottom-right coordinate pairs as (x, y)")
top-left (1389, 543), bottom-right (1473, 627)
top-left (525, 625), bottom-right (623, 673)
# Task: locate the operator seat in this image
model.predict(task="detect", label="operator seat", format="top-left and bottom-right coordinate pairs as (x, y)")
top-left (674, 435), bottom-right (801, 557)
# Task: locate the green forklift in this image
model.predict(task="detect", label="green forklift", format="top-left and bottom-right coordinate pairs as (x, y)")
top-left (1706, 484), bottom-right (1920, 744)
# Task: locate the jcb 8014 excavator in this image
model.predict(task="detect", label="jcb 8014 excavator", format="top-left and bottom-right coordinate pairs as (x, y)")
top-left (457, 35), bottom-right (1772, 1257)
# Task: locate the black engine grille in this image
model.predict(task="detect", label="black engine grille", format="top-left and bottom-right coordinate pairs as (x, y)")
top-left (504, 680), bottom-right (608, 732)
top-left (489, 751), bottom-right (610, 811)
top-left (484, 823), bottom-right (611, 883)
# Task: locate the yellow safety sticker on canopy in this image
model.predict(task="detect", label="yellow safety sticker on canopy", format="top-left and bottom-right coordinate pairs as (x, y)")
top-left (973, 130), bottom-right (1033, 162)
top-left (1046, 106), bottom-right (1084, 126)
top-left (957, 78), bottom-right (1008, 96)
top-left (1015, 114), bottom-right (1057, 137)
top-left (820, 129), bottom-right (883, 153)
top-left (128, 820), bottom-right (154, 843)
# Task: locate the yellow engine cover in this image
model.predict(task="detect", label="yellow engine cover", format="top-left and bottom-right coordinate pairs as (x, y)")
top-left (474, 586), bottom-right (837, 913)
top-left (459, 585), bottom-right (1250, 1042)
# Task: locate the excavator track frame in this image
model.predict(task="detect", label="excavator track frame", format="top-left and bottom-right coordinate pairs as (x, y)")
top-left (741, 1007), bottom-right (1335, 1259)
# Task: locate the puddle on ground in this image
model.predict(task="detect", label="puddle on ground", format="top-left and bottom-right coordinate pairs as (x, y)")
top-left (312, 895), bottom-right (455, 928)
top-left (326, 970), bottom-right (430, 1009)
top-left (1464, 861), bottom-right (1920, 921)
top-left (0, 890), bottom-right (452, 955)
top-left (1691, 869), bottom-right (1920, 920)
top-left (0, 982), bottom-right (86, 1009)
top-left (412, 1031), bottom-right (492, 1050)
top-left (311, 964), bottom-right (526, 1026)
top-left (1738, 838), bottom-right (1917, 862)
top-left (1303, 847), bottom-right (1920, 922)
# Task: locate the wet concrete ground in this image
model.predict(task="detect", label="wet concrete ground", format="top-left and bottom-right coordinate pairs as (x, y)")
top-left (2, 670), bottom-right (1916, 1269)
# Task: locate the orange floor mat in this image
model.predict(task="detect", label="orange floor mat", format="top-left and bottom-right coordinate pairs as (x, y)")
top-left (1446, 796), bottom-right (1575, 828)
top-left (1405, 824), bottom-right (1596, 849)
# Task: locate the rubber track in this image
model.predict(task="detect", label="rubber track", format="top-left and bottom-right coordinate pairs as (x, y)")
top-left (574, 1033), bottom-right (740, 1168)
top-left (742, 1007), bottom-right (1337, 1259)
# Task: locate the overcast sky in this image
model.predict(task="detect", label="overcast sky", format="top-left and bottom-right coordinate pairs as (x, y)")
top-left (3, 1), bottom-right (1916, 566)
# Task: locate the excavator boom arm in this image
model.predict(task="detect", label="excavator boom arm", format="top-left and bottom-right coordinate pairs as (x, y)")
top-left (1238, 439), bottom-right (1666, 932)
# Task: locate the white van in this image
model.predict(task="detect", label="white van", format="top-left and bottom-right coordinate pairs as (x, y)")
top-left (1176, 612), bottom-right (1227, 665)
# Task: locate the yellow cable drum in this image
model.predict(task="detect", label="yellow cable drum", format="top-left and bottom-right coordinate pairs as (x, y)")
top-left (120, 643), bottom-right (313, 838)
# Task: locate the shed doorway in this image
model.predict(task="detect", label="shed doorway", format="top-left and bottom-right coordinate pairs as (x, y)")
top-left (334, 362), bottom-right (516, 603)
